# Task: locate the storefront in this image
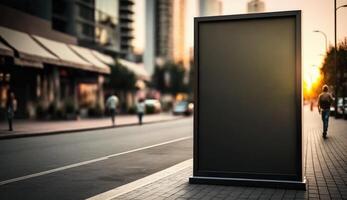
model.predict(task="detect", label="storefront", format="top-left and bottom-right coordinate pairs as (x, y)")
top-left (0, 26), bottom-right (111, 119)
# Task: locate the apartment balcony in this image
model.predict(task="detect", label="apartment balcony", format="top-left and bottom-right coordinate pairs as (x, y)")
top-left (119, 13), bottom-right (134, 22)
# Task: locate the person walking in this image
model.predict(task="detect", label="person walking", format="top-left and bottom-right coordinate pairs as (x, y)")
top-left (106, 93), bottom-right (119, 126)
top-left (318, 85), bottom-right (334, 138)
top-left (136, 98), bottom-right (145, 125)
top-left (6, 91), bottom-right (17, 131)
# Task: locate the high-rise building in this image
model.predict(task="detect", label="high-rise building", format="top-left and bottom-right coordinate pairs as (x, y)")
top-left (173, 0), bottom-right (186, 66)
top-left (144, 0), bottom-right (155, 76)
top-left (118, 0), bottom-right (135, 59)
top-left (95, 0), bottom-right (120, 54)
top-left (199, 0), bottom-right (222, 17)
top-left (52, 0), bottom-right (96, 46)
top-left (247, 0), bottom-right (265, 13)
top-left (144, 0), bottom-right (174, 76)
top-left (155, 0), bottom-right (174, 62)
top-left (51, 0), bottom-right (120, 55)
top-left (0, 0), bottom-right (125, 56)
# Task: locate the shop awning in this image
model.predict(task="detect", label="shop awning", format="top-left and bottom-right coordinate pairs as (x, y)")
top-left (32, 35), bottom-right (94, 71)
top-left (0, 26), bottom-right (59, 67)
top-left (0, 41), bottom-right (14, 56)
top-left (118, 58), bottom-right (149, 80)
top-left (91, 50), bottom-right (114, 66)
top-left (69, 45), bottom-right (111, 74)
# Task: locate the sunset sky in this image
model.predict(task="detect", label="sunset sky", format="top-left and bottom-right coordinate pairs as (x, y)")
top-left (133, 0), bottom-right (347, 87)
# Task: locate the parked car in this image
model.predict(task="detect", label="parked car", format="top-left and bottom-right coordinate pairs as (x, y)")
top-left (330, 105), bottom-right (335, 116)
top-left (145, 99), bottom-right (161, 114)
top-left (173, 101), bottom-right (194, 116)
top-left (341, 97), bottom-right (347, 119)
top-left (330, 97), bottom-right (347, 118)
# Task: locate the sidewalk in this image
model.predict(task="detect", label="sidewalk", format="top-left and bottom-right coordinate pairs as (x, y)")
top-left (0, 113), bottom-right (183, 139)
top-left (91, 107), bottom-right (347, 200)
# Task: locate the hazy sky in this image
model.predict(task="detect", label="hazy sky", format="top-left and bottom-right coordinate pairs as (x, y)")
top-left (222, 0), bottom-right (347, 84)
top-left (133, 0), bottom-right (347, 80)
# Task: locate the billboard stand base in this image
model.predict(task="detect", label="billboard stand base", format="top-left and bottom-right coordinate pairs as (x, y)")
top-left (189, 176), bottom-right (306, 190)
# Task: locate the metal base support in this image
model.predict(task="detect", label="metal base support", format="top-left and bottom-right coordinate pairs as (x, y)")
top-left (189, 176), bottom-right (306, 190)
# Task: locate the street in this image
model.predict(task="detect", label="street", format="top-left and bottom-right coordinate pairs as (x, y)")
top-left (0, 118), bottom-right (193, 200)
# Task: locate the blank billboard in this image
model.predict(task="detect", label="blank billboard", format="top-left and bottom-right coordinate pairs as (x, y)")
top-left (192, 11), bottom-right (303, 187)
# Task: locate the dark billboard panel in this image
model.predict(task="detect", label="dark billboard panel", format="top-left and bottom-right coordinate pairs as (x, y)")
top-left (190, 11), bottom-right (305, 189)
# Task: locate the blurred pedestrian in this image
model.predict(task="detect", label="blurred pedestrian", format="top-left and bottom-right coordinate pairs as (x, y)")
top-left (106, 93), bottom-right (119, 126)
top-left (318, 85), bottom-right (333, 138)
top-left (310, 100), bottom-right (314, 111)
top-left (6, 91), bottom-right (17, 131)
top-left (136, 98), bottom-right (145, 125)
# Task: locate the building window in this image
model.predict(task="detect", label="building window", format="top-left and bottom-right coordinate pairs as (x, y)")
top-left (78, 23), bottom-right (95, 38)
top-left (52, 0), bottom-right (66, 15)
top-left (79, 5), bottom-right (94, 21)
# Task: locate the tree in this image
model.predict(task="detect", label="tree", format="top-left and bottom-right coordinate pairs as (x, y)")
top-left (321, 39), bottom-right (347, 97)
top-left (152, 62), bottom-right (189, 95)
top-left (106, 62), bottom-right (136, 91)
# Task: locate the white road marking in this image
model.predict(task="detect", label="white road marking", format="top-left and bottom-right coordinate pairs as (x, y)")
top-left (87, 159), bottom-right (193, 200)
top-left (0, 136), bottom-right (192, 186)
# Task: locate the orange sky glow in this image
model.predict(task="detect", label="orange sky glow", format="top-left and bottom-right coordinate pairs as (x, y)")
top-left (133, 0), bottom-right (347, 92)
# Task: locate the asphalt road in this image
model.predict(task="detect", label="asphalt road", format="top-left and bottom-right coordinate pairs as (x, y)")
top-left (0, 117), bottom-right (193, 200)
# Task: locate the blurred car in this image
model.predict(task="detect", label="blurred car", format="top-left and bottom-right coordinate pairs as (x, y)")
top-left (341, 97), bottom-right (347, 119)
top-left (330, 97), bottom-right (347, 117)
top-left (330, 105), bottom-right (335, 116)
top-left (145, 99), bottom-right (161, 113)
top-left (173, 101), bottom-right (194, 116)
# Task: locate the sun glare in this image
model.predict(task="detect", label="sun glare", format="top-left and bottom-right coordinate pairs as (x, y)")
top-left (304, 65), bottom-right (322, 95)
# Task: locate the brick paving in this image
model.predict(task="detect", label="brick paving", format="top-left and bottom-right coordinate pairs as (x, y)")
top-left (112, 107), bottom-right (347, 200)
top-left (0, 113), bottom-right (183, 138)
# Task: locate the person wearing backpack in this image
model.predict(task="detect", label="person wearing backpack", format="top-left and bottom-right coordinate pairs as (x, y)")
top-left (318, 85), bottom-right (334, 138)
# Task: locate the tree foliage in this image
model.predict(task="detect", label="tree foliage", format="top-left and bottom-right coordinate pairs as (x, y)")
top-left (152, 62), bottom-right (190, 95)
top-left (106, 62), bottom-right (137, 91)
top-left (321, 39), bottom-right (347, 88)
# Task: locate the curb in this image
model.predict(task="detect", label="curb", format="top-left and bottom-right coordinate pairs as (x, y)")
top-left (0, 117), bottom-right (186, 140)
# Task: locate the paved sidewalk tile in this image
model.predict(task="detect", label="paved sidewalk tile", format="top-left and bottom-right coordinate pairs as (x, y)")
top-left (112, 108), bottom-right (347, 200)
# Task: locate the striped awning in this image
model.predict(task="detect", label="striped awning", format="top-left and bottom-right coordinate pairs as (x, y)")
top-left (0, 40), bottom-right (13, 57)
top-left (118, 59), bottom-right (149, 80)
top-left (91, 50), bottom-right (114, 66)
top-left (69, 45), bottom-right (111, 74)
top-left (32, 35), bottom-right (95, 72)
top-left (0, 26), bottom-right (59, 67)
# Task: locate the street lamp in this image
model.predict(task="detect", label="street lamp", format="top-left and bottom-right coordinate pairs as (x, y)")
top-left (337, 4), bottom-right (347, 10)
top-left (313, 30), bottom-right (328, 52)
top-left (334, 1), bottom-right (347, 118)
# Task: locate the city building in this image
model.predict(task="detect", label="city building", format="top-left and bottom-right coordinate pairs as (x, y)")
top-left (199, 0), bottom-right (222, 17)
top-left (144, 0), bottom-right (174, 76)
top-left (0, 0), bottom-right (120, 55)
top-left (247, 0), bottom-right (265, 13)
top-left (0, 3), bottom-right (112, 119)
top-left (119, 0), bottom-right (135, 59)
top-left (155, 0), bottom-right (174, 63)
top-left (52, 0), bottom-right (121, 56)
top-left (0, 0), bottom-right (149, 119)
top-left (173, 0), bottom-right (186, 66)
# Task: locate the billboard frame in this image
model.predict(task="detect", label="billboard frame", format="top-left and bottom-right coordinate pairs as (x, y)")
top-left (190, 10), bottom-right (305, 190)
